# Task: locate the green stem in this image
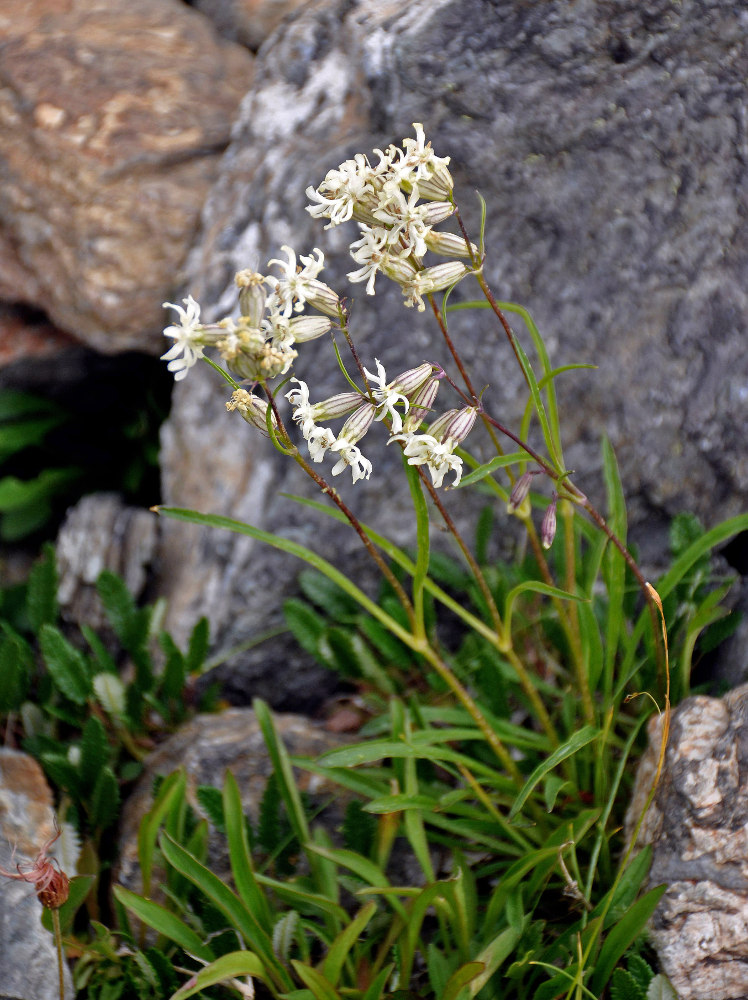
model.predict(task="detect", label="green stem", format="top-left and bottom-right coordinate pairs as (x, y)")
top-left (561, 499), bottom-right (594, 726)
top-left (52, 907), bottom-right (65, 1000)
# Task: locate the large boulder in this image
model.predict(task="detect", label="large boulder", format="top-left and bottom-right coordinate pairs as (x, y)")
top-left (0, 0), bottom-right (254, 353)
top-left (154, 0), bottom-right (748, 701)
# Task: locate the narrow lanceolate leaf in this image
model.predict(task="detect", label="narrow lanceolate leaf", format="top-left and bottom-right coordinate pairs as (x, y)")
top-left (509, 726), bottom-right (599, 820)
top-left (323, 902), bottom-right (377, 987)
top-left (159, 833), bottom-right (292, 992)
top-left (169, 951), bottom-right (269, 1000)
top-left (112, 886), bottom-right (214, 963)
top-left (590, 885), bottom-right (668, 996)
top-left (291, 961), bottom-right (341, 1000)
top-left (442, 961), bottom-right (484, 1000)
top-left (39, 624), bottom-right (92, 704)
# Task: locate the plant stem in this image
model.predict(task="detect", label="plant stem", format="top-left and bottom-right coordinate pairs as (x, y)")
top-left (52, 907), bottom-right (65, 1000)
top-left (264, 388), bottom-right (416, 627)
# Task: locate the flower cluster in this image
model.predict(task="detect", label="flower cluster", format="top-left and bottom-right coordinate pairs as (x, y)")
top-left (161, 246), bottom-right (340, 382)
top-left (286, 360), bottom-right (477, 488)
top-left (306, 123), bottom-right (477, 310)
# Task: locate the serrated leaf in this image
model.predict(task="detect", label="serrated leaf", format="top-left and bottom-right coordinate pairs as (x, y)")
top-left (0, 628), bottom-right (32, 712)
top-left (298, 569), bottom-right (359, 621)
top-left (647, 974), bottom-right (678, 1000)
top-left (89, 766), bottom-right (119, 830)
top-left (39, 624), bottom-right (92, 705)
top-left (25, 543), bottom-right (58, 630)
top-left (185, 616), bottom-right (210, 673)
top-left (272, 910), bottom-right (299, 962)
top-left (197, 785), bottom-right (226, 833)
top-left (80, 715), bottom-right (109, 787)
top-left (93, 672), bottom-right (126, 717)
top-left (610, 968), bottom-right (647, 1000)
top-left (96, 570), bottom-right (150, 656)
top-left (283, 598), bottom-right (326, 658)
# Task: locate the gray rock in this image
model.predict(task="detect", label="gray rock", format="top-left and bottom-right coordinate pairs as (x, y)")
top-left (116, 707), bottom-right (349, 892)
top-left (155, 0), bottom-right (748, 700)
top-left (627, 684), bottom-right (748, 999)
top-left (0, 749), bottom-right (73, 1000)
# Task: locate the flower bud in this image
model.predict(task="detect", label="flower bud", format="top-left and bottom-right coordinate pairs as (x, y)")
top-left (508, 471), bottom-right (539, 514)
top-left (541, 493), bottom-right (558, 549)
top-left (418, 261), bottom-right (470, 292)
top-left (235, 270), bottom-right (267, 327)
top-left (401, 376), bottom-right (441, 433)
top-left (337, 402), bottom-right (377, 446)
top-left (37, 868), bottom-right (70, 910)
top-left (428, 406), bottom-right (478, 446)
top-left (425, 230), bottom-right (480, 259)
top-left (287, 315), bottom-right (332, 343)
top-left (311, 392), bottom-right (363, 421)
top-left (420, 201), bottom-right (455, 227)
top-left (389, 362), bottom-right (437, 397)
top-left (301, 278), bottom-right (341, 318)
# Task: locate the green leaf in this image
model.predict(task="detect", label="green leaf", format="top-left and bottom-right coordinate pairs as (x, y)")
top-left (610, 968), bottom-right (647, 1000)
top-left (253, 699), bottom-right (311, 849)
top-left (291, 961), bottom-right (341, 1000)
top-left (441, 962), bottom-right (484, 1000)
top-left (138, 769), bottom-right (187, 899)
top-left (80, 715), bottom-right (109, 787)
top-left (25, 543), bottom-right (58, 630)
top-left (323, 902), bottom-right (377, 987)
top-left (590, 885), bottom-right (668, 995)
top-left (112, 885), bottom-right (214, 963)
top-left (509, 726), bottom-right (599, 820)
top-left (159, 833), bottom-right (291, 991)
top-left (457, 452), bottom-right (527, 488)
top-left (96, 570), bottom-right (150, 657)
top-left (196, 785), bottom-right (226, 833)
top-left (0, 468), bottom-right (81, 512)
top-left (299, 569), bottom-right (360, 621)
top-left (170, 950), bottom-right (269, 999)
top-left (0, 626), bottom-right (32, 712)
top-left (185, 616), bottom-right (210, 673)
top-left (89, 766), bottom-right (119, 829)
top-left (284, 598), bottom-right (328, 659)
top-left (504, 580), bottom-right (587, 637)
top-left (39, 624), bottom-right (92, 704)
top-left (223, 770), bottom-right (274, 931)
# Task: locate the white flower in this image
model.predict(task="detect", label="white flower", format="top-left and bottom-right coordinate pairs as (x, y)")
top-left (305, 154), bottom-right (380, 227)
top-left (363, 359), bottom-right (409, 434)
top-left (389, 432), bottom-right (463, 488)
top-left (330, 441), bottom-right (372, 483)
top-left (307, 425), bottom-right (337, 463)
top-left (266, 246), bottom-right (330, 318)
top-left (373, 183), bottom-right (432, 258)
top-left (286, 378), bottom-right (318, 437)
top-left (161, 295), bottom-right (205, 380)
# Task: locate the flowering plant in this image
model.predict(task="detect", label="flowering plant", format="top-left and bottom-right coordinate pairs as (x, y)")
top-left (139, 125), bottom-right (748, 999)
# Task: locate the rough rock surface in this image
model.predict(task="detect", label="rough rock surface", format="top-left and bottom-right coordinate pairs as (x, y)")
top-left (0, 0), bottom-right (254, 353)
top-left (0, 749), bottom-right (73, 1000)
top-left (56, 492), bottom-right (158, 631)
top-left (116, 707), bottom-right (348, 892)
top-left (192, 0), bottom-right (311, 49)
top-left (627, 684), bottom-right (748, 999)
top-left (156, 0), bottom-right (748, 701)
